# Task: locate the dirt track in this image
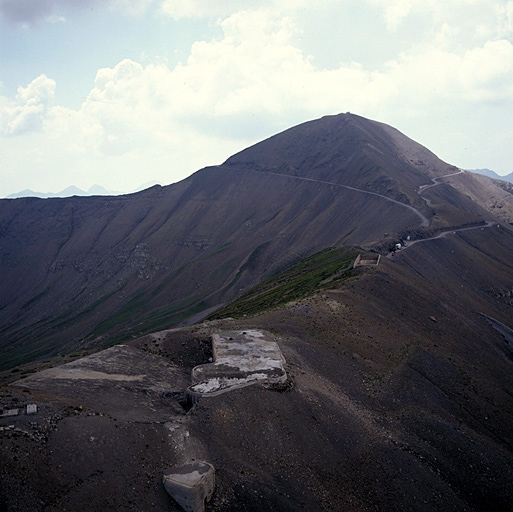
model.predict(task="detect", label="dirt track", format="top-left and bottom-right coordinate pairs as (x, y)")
top-left (242, 167), bottom-right (431, 227)
top-left (387, 221), bottom-right (498, 258)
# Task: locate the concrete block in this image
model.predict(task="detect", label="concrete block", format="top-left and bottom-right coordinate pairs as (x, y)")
top-left (187, 330), bottom-right (287, 401)
top-left (1, 409), bottom-right (19, 418)
top-left (26, 404), bottom-right (37, 415)
top-left (163, 461), bottom-right (215, 512)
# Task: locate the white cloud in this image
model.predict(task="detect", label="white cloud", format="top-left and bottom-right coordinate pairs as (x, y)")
top-left (5, 6), bottom-right (513, 142)
top-left (3, 2), bottom-right (513, 197)
top-left (159, 0), bottom-right (330, 20)
top-left (367, 0), bottom-right (512, 44)
top-left (0, 74), bottom-right (55, 136)
top-left (81, 12), bottom-right (317, 131)
top-left (109, 0), bottom-right (153, 17)
top-left (377, 0), bottom-right (413, 31)
top-left (73, 5), bottom-right (513, 175)
top-left (498, 1), bottom-right (513, 36)
top-left (383, 39), bottom-right (513, 105)
top-left (160, 0), bottom-right (239, 20)
top-left (460, 40), bottom-right (513, 100)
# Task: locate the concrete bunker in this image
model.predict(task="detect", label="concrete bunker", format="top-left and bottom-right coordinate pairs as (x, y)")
top-left (185, 330), bottom-right (287, 405)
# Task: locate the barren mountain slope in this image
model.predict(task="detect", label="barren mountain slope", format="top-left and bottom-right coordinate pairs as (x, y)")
top-left (0, 170), bottom-right (421, 370)
top-left (1, 225), bottom-right (512, 511)
top-left (225, 113), bottom-right (459, 208)
top-left (186, 225), bottom-right (513, 511)
top-left (0, 113), bottom-right (506, 370)
top-left (448, 171), bottom-right (513, 224)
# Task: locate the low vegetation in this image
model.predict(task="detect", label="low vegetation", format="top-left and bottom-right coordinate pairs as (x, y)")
top-left (210, 246), bottom-right (358, 319)
top-left (88, 293), bottom-right (208, 342)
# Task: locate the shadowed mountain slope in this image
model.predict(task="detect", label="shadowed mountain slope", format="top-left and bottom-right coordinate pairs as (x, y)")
top-left (187, 225), bottom-right (513, 511)
top-left (0, 113), bottom-right (506, 369)
top-left (1, 224), bottom-right (512, 511)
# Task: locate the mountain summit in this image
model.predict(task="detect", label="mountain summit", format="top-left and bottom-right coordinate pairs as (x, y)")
top-left (226, 113), bottom-right (455, 204)
top-left (0, 113), bottom-right (510, 369)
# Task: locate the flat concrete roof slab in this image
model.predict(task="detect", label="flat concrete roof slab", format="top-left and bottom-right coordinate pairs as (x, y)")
top-left (26, 404), bottom-right (37, 415)
top-left (188, 330), bottom-right (287, 399)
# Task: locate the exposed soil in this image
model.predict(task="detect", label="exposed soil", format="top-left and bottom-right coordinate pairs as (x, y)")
top-left (2, 225), bottom-right (513, 511)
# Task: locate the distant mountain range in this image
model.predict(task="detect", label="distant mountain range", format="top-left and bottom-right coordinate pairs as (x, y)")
top-left (469, 168), bottom-right (513, 183)
top-left (5, 181), bottom-right (162, 199)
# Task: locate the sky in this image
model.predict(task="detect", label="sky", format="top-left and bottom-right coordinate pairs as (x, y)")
top-left (1, 0), bottom-right (513, 197)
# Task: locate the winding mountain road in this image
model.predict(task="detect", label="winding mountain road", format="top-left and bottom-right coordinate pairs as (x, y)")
top-left (232, 167), bottom-right (430, 227)
top-left (223, 166), bottom-right (495, 253)
top-left (417, 169), bottom-right (465, 207)
top-left (386, 169), bottom-right (498, 255)
top-left (418, 169), bottom-right (465, 195)
top-left (387, 221), bottom-right (498, 258)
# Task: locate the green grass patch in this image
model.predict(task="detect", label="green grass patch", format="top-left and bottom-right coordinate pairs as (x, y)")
top-left (132, 295), bottom-right (205, 333)
top-left (80, 286), bottom-right (124, 316)
top-left (88, 292), bottom-right (149, 338)
top-left (210, 246), bottom-right (358, 319)
top-left (0, 341), bottom-right (62, 372)
top-left (104, 297), bottom-right (210, 344)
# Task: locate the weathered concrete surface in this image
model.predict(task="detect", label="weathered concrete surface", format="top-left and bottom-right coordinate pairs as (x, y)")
top-left (1, 342), bottom-right (211, 511)
top-left (0, 408), bottom-right (19, 417)
top-left (14, 344), bottom-right (190, 422)
top-left (163, 461), bottom-right (215, 512)
top-left (187, 330), bottom-right (287, 401)
top-left (26, 404), bottom-right (37, 415)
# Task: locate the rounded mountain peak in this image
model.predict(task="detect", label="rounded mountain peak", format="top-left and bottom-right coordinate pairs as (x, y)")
top-left (223, 113), bottom-right (458, 206)
top-left (225, 113), bottom-right (456, 177)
